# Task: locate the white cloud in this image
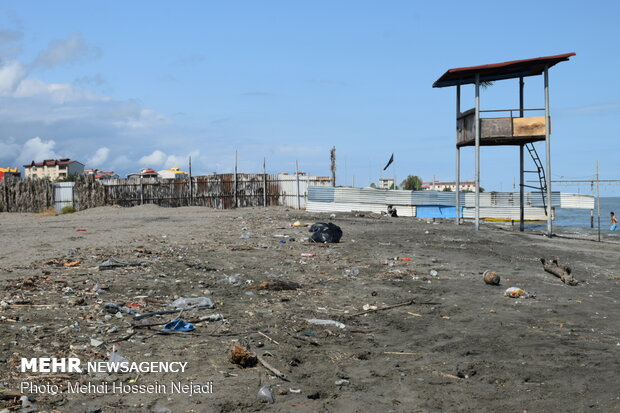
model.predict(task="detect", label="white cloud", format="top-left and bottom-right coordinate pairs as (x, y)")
top-left (138, 149), bottom-right (198, 169)
top-left (0, 60), bottom-right (27, 95)
top-left (17, 137), bottom-right (59, 164)
top-left (164, 150), bottom-right (199, 169)
top-left (0, 137), bottom-right (21, 163)
top-left (34, 33), bottom-right (101, 68)
top-left (87, 147), bottom-right (110, 167)
top-left (139, 150), bottom-right (166, 166)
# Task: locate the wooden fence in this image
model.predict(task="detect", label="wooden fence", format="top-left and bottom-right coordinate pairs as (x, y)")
top-left (0, 174), bottom-right (331, 212)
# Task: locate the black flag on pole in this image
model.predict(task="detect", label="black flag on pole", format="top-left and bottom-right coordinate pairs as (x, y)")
top-left (383, 153), bottom-right (394, 171)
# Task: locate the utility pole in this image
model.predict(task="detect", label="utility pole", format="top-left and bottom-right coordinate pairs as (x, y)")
top-left (597, 161), bottom-right (601, 242)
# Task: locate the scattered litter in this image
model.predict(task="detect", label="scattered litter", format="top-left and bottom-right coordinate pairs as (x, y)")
top-left (407, 312), bottom-right (423, 317)
top-left (362, 304), bottom-right (377, 311)
top-left (108, 352), bottom-right (129, 365)
top-left (104, 303), bottom-right (135, 315)
top-left (309, 222), bottom-right (343, 243)
top-left (483, 270), bottom-right (501, 285)
top-left (257, 385), bottom-right (275, 404)
top-left (335, 379), bottom-right (350, 386)
top-left (306, 319), bottom-right (346, 329)
top-left (504, 287), bottom-right (535, 299)
top-left (90, 338), bottom-right (103, 347)
top-left (240, 233), bottom-right (254, 239)
top-left (301, 253), bottom-right (316, 257)
top-left (289, 388), bottom-right (302, 394)
top-left (342, 267), bottom-right (360, 277)
top-left (76, 229), bottom-right (87, 232)
top-left (162, 319), bottom-right (195, 332)
top-left (429, 270), bottom-right (438, 277)
top-left (63, 260), bottom-right (81, 267)
top-left (290, 220), bottom-right (302, 227)
top-left (97, 258), bottom-right (142, 270)
top-left (279, 240), bottom-right (286, 244)
top-left (401, 257), bottom-right (412, 261)
top-left (218, 274), bottom-right (247, 285)
top-left (200, 314), bottom-right (224, 322)
top-left (171, 297), bottom-right (215, 309)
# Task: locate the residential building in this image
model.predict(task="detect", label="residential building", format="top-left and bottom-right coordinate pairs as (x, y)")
top-left (23, 159), bottom-right (84, 180)
top-left (127, 168), bottom-right (159, 179)
top-left (158, 167), bottom-right (188, 179)
top-left (0, 167), bottom-right (21, 182)
top-left (378, 178), bottom-right (395, 189)
top-left (421, 180), bottom-right (476, 191)
top-left (84, 168), bottom-right (119, 180)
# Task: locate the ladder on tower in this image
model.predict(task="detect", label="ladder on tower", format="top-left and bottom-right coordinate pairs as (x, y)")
top-left (523, 143), bottom-right (548, 215)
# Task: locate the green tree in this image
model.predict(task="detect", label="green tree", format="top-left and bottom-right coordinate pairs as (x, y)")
top-left (369, 182), bottom-right (377, 188)
top-left (400, 175), bottom-right (423, 191)
top-left (442, 186), bottom-right (453, 192)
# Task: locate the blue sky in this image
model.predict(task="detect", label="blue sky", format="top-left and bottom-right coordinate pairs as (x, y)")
top-left (1, 1), bottom-right (619, 194)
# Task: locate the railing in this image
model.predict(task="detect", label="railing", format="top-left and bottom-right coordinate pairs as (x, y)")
top-left (479, 108), bottom-right (545, 118)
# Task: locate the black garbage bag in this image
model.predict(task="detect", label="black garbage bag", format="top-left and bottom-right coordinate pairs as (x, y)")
top-left (309, 222), bottom-right (343, 243)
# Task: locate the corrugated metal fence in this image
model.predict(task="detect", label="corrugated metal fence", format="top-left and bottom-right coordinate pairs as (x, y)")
top-left (307, 187), bottom-right (594, 220)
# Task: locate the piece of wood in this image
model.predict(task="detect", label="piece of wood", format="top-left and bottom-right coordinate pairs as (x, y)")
top-left (540, 258), bottom-right (579, 286)
top-left (257, 331), bottom-right (280, 345)
top-left (256, 354), bottom-right (288, 381)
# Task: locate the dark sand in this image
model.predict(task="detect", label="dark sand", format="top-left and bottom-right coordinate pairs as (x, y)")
top-left (1, 205), bottom-right (618, 412)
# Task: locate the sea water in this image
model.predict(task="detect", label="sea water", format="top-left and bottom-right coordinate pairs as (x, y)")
top-left (527, 196), bottom-right (620, 238)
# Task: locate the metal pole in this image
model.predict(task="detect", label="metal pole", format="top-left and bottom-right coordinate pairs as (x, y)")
top-left (544, 66), bottom-right (552, 237)
top-left (597, 161), bottom-right (601, 242)
top-left (189, 156), bottom-right (192, 207)
top-left (520, 145), bottom-right (524, 230)
top-left (234, 150), bottom-right (238, 208)
top-left (263, 157), bottom-right (267, 207)
top-left (519, 77), bottom-right (525, 231)
top-left (455, 85), bottom-right (461, 225)
top-left (475, 73), bottom-right (480, 230)
top-left (296, 160), bottom-right (301, 209)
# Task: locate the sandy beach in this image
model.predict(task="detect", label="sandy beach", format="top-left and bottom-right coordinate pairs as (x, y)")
top-left (1, 205), bottom-right (618, 412)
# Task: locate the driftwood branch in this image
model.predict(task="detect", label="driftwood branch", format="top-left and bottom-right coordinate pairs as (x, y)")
top-left (540, 258), bottom-right (579, 286)
top-left (256, 354), bottom-right (288, 381)
top-left (348, 299), bottom-right (438, 318)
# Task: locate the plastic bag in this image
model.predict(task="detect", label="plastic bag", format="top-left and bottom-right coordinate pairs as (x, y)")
top-left (306, 318), bottom-right (346, 329)
top-left (257, 385), bottom-right (275, 404)
top-left (504, 287), bottom-right (534, 298)
top-left (171, 297), bottom-right (215, 309)
top-left (309, 222), bottom-right (343, 243)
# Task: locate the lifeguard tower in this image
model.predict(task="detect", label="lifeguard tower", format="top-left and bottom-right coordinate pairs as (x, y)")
top-left (433, 53), bottom-right (575, 237)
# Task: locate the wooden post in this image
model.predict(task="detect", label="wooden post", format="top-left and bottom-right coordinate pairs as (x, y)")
top-left (189, 156), bottom-right (193, 207)
top-left (234, 151), bottom-right (238, 208)
top-left (296, 160), bottom-right (301, 209)
top-left (330, 147), bottom-right (336, 187)
top-left (263, 157), bottom-right (267, 207)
